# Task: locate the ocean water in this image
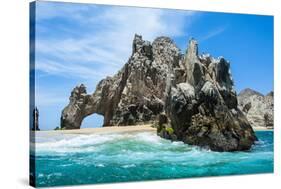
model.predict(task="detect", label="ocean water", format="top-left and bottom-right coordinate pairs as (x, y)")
top-left (33, 131), bottom-right (273, 187)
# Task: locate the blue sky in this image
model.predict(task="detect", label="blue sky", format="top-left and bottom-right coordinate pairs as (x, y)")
top-left (34, 1), bottom-right (273, 130)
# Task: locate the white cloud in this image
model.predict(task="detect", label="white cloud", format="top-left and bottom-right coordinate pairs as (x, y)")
top-left (35, 92), bottom-right (66, 107)
top-left (35, 2), bottom-right (90, 21)
top-left (35, 3), bottom-right (196, 79)
top-left (199, 26), bottom-right (228, 42)
top-left (36, 59), bottom-right (110, 79)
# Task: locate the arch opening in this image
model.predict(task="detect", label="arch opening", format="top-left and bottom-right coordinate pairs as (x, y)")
top-left (81, 113), bottom-right (104, 128)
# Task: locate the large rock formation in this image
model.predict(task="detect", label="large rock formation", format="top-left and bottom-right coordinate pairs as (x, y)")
top-left (61, 35), bottom-right (179, 129)
top-left (238, 88), bottom-right (274, 129)
top-left (158, 39), bottom-right (257, 152)
top-left (61, 34), bottom-right (257, 151)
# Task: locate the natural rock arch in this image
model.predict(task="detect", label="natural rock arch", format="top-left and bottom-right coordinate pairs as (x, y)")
top-left (61, 34), bottom-right (176, 129)
top-left (60, 34), bottom-right (257, 152)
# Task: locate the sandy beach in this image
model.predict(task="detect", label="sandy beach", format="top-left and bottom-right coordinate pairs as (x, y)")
top-left (34, 124), bottom-right (273, 135)
top-left (252, 126), bottom-right (273, 131)
top-left (36, 124), bottom-right (156, 135)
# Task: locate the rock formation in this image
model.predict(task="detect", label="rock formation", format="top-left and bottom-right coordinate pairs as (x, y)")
top-left (61, 35), bottom-right (179, 129)
top-left (238, 88), bottom-right (274, 129)
top-left (61, 34), bottom-right (257, 151)
top-left (159, 39), bottom-right (257, 151)
top-left (32, 107), bottom-right (40, 131)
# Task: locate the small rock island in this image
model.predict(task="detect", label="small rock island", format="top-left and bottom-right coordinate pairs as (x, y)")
top-left (61, 34), bottom-right (257, 152)
top-left (32, 107), bottom-right (40, 131)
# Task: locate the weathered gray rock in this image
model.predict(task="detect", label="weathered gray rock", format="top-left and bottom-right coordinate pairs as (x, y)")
top-left (61, 34), bottom-right (180, 129)
top-left (61, 34), bottom-right (257, 152)
top-left (238, 88), bottom-right (274, 129)
top-left (161, 39), bottom-right (256, 151)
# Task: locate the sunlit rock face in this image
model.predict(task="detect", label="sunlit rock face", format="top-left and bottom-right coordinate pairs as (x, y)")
top-left (61, 34), bottom-right (180, 129)
top-left (61, 34), bottom-right (257, 152)
top-left (238, 88), bottom-right (274, 129)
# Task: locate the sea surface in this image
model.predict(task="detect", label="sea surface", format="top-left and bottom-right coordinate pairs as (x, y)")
top-left (32, 131), bottom-right (273, 187)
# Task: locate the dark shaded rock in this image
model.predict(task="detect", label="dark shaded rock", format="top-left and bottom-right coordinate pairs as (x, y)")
top-left (156, 113), bottom-right (177, 141)
top-left (163, 39), bottom-right (257, 151)
top-left (54, 127), bottom-right (60, 130)
top-left (242, 102), bottom-right (252, 113)
top-left (32, 107), bottom-right (40, 131)
top-left (238, 89), bottom-right (274, 129)
top-left (61, 84), bottom-right (91, 129)
top-left (158, 113), bottom-right (168, 125)
top-left (61, 34), bottom-right (257, 152)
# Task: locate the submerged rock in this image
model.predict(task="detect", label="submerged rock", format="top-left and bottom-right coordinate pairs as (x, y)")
top-left (238, 88), bottom-right (274, 129)
top-left (61, 34), bottom-right (257, 152)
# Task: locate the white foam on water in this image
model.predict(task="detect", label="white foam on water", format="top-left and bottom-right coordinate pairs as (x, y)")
top-left (35, 133), bottom-right (126, 153)
top-left (59, 163), bottom-right (73, 167)
top-left (35, 131), bottom-right (169, 155)
top-left (122, 164), bottom-right (136, 168)
top-left (133, 132), bottom-right (163, 143)
top-left (45, 173), bottom-right (63, 180)
top-left (38, 173), bottom-right (44, 178)
top-left (96, 163), bottom-right (105, 167)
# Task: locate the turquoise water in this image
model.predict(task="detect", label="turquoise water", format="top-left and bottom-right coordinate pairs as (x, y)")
top-left (33, 131), bottom-right (273, 187)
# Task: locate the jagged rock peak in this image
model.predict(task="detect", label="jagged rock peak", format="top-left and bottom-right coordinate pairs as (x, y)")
top-left (159, 37), bottom-right (256, 151)
top-left (239, 88), bottom-right (263, 97)
top-left (187, 38), bottom-right (199, 60)
top-left (132, 34), bottom-right (152, 57)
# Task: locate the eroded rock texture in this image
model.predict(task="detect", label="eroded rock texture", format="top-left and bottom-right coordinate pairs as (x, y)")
top-left (61, 34), bottom-right (257, 151)
top-left (61, 35), bottom-right (180, 129)
top-left (238, 88), bottom-right (274, 129)
top-left (160, 39), bottom-right (257, 152)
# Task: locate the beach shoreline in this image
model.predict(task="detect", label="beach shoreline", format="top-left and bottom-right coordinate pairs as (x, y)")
top-left (32, 124), bottom-right (273, 135)
top-left (34, 124), bottom-right (156, 135)
top-left (252, 126), bottom-right (273, 131)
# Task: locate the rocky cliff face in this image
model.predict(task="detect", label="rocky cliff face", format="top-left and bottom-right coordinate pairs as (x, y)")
top-left (61, 34), bottom-right (257, 151)
top-left (159, 39), bottom-right (256, 152)
top-left (61, 35), bottom-right (180, 129)
top-left (238, 88), bottom-right (274, 129)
